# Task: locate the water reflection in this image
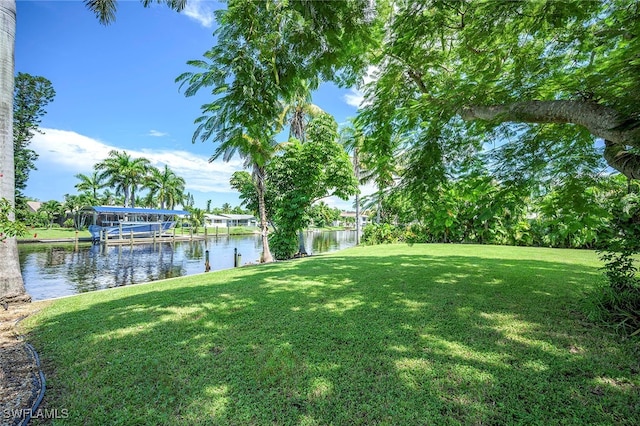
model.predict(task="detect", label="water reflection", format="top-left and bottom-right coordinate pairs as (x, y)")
top-left (19, 230), bottom-right (356, 301)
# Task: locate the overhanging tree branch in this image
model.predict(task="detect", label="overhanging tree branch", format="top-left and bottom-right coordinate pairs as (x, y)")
top-left (460, 100), bottom-right (640, 179)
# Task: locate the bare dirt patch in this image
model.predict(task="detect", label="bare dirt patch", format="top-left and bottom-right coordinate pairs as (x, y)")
top-left (0, 302), bottom-right (48, 425)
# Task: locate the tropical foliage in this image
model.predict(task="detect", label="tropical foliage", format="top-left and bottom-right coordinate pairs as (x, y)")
top-left (95, 150), bottom-right (151, 208)
top-left (266, 113), bottom-right (358, 258)
top-left (71, 153), bottom-right (187, 214)
top-left (362, 173), bottom-right (629, 250)
top-left (0, 198), bottom-right (26, 241)
top-left (144, 164), bottom-right (186, 209)
top-left (308, 202), bottom-right (341, 228)
top-left (595, 192), bottom-right (640, 336)
top-left (38, 199), bottom-right (64, 229)
top-left (229, 113), bottom-right (357, 260)
top-left (13, 72), bottom-right (55, 217)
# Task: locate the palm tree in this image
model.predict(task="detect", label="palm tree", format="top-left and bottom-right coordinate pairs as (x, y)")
top-left (99, 188), bottom-right (120, 206)
top-left (176, 3), bottom-right (299, 263)
top-left (277, 80), bottom-right (322, 143)
top-left (74, 169), bottom-right (106, 204)
top-left (0, 1), bottom-right (30, 303)
top-left (144, 165), bottom-right (185, 209)
top-left (64, 193), bottom-right (94, 229)
top-left (96, 150), bottom-right (151, 208)
top-left (340, 121), bottom-right (368, 244)
top-left (84, 0), bottom-right (187, 25)
top-left (0, 0), bottom-right (189, 303)
top-left (39, 200), bottom-right (63, 229)
top-left (186, 206), bottom-right (205, 234)
top-left (213, 133), bottom-right (279, 263)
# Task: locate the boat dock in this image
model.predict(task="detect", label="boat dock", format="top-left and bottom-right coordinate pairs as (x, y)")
top-left (99, 234), bottom-right (205, 245)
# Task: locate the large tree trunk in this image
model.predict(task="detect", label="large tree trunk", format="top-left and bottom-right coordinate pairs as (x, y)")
top-left (254, 164), bottom-right (273, 263)
top-left (460, 100), bottom-right (640, 179)
top-left (0, 0), bottom-right (30, 304)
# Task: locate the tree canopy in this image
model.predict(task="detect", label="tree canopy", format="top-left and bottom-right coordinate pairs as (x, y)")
top-left (13, 73), bottom-right (55, 202)
top-left (355, 0), bottom-right (640, 186)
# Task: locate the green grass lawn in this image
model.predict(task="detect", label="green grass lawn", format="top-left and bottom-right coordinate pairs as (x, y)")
top-left (22, 244), bottom-right (639, 425)
top-left (18, 227), bottom-right (91, 241)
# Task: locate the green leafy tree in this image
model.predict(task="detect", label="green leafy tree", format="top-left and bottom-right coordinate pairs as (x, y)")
top-left (309, 202), bottom-right (340, 228)
top-left (13, 72), bottom-right (55, 212)
top-left (99, 188), bottom-right (121, 206)
top-left (231, 205), bottom-right (246, 215)
top-left (230, 171), bottom-right (261, 216)
top-left (0, 198), bottom-right (26, 241)
top-left (229, 114), bottom-right (358, 259)
top-left (177, 0), bottom-right (378, 262)
top-left (353, 1), bottom-right (640, 193)
top-left (177, 2), bottom-right (297, 263)
top-left (267, 113), bottom-right (358, 258)
top-left (596, 191), bottom-right (640, 336)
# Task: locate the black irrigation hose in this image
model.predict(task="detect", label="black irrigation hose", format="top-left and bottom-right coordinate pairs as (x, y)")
top-left (18, 343), bottom-right (46, 426)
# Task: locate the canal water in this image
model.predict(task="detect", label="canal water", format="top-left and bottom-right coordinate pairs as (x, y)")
top-left (19, 230), bottom-right (357, 301)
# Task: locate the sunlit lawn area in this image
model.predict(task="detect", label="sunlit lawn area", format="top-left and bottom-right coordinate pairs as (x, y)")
top-left (17, 227), bottom-right (91, 241)
top-left (22, 244), bottom-right (639, 425)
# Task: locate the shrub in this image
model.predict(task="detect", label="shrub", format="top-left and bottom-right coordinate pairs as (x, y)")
top-left (361, 223), bottom-right (406, 245)
top-left (269, 229), bottom-right (298, 260)
top-left (594, 193), bottom-right (640, 337)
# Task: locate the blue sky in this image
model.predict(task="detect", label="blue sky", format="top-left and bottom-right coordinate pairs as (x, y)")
top-left (16, 0), bottom-right (368, 210)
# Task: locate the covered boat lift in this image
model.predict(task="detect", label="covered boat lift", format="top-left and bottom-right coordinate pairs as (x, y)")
top-left (86, 206), bottom-right (193, 245)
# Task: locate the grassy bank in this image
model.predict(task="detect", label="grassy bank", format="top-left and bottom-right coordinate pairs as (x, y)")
top-left (17, 227), bottom-right (91, 241)
top-left (22, 244), bottom-right (639, 425)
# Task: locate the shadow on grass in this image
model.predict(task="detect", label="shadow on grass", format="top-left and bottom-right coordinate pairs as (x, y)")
top-left (27, 249), bottom-right (639, 425)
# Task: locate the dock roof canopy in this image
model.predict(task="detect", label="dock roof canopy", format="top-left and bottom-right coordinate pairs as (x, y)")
top-left (89, 206), bottom-right (190, 216)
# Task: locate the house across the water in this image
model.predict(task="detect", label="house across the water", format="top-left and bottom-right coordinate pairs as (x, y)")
top-left (204, 214), bottom-right (256, 228)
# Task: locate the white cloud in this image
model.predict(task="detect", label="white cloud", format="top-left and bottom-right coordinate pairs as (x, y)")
top-left (148, 130), bottom-right (168, 137)
top-left (344, 88), bottom-right (365, 108)
top-left (30, 129), bottom-right (113, 172)
top-left (182, 0), bottom-right (217, 28)
top-left (343, 66), bottom-right (379, 109)
top-left (31, 128), bottom-right (243, 194)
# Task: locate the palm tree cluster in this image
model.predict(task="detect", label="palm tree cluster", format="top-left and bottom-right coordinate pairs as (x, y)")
top-left (75, 150), bottom-right (186, 210)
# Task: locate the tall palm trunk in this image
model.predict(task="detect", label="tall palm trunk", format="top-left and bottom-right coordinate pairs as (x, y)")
top-left (0, 0), bottom-right (30, 303)
top-left (130, 187), bottom-right (136, 208)
top-left (254, 164), bottom-right (273, 263)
